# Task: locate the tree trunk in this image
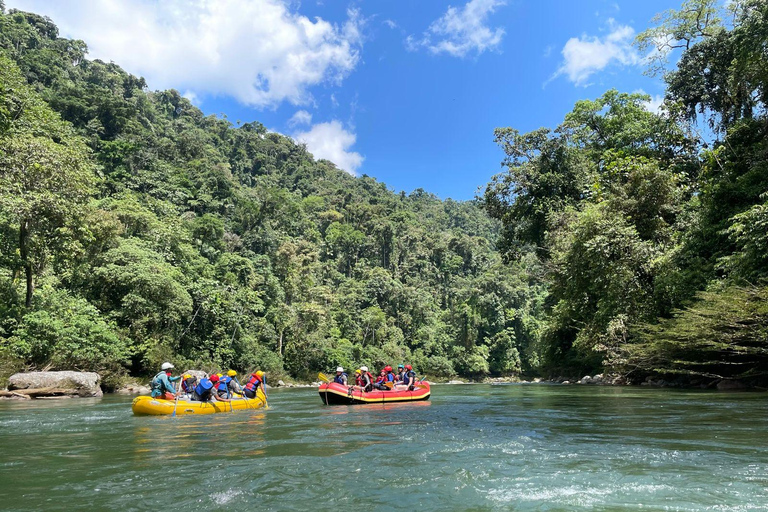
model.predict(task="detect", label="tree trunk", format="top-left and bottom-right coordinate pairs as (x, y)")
top-left (278, 330), bottom-right (284, 357)
top-left (20, 219), bottom-right (33, 307)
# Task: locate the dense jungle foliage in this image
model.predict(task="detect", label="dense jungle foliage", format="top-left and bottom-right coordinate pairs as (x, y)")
top-left (484, 0), bottom-right (768, 384)
top-left (0, 4), bottom-right (546, 386)
top-left (1, 0), bottom-right (767, 387)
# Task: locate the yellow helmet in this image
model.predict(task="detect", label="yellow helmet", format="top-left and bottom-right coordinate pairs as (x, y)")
top-left (227, 370), bottom-right (237, 377)
top-left (355, 369), bottom-right (362, 374)
top-left (216, 373), bottom-right (223, 378)
top-left (183, 374), bottom-right (191, 379)
top-left (255, 370), bottom-right (265, 378)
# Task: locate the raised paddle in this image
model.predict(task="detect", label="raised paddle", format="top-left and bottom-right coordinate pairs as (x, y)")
top-left (318, 372), bottom-right (330, 383)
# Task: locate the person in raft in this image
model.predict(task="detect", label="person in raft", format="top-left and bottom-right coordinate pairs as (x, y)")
top-left (225, 370), bottom-right (243, 395)
top-left (395, 364), bottom-right (405, 382)
top-left (374, 368), bottom-right (388, 390)
top-left (354, 368), bottom-right (363, 387)
top-left (359, 366), bottom-right (374, 392)
top-left (333, 367), bottom-right (348, 385)
top-left (150, 362), bottom-right (180, 400)
top-left (395, 364), bottom-right (417, 391)
top-left (385, 366), bottom-right (396, 385)
top-left (243, 370), bottom-right (266, 400)
top-left (191, 374), bottom-right (223, 402)
top-left (181, 373), bottom-right (198, 396)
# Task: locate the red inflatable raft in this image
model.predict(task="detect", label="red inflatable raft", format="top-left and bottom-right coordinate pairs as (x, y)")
top-left (318, 381), bottom-right (431, 405)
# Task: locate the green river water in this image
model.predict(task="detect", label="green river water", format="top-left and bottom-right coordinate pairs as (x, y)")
top-left (1, 384), bottom-right (767, 511)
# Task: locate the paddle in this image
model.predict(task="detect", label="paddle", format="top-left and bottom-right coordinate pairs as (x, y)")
top-left (171, 378), bottom-right (182, 417)
top-left (318, 372), bottom-right (330, 383)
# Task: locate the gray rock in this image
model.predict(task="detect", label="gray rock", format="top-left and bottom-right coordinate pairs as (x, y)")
top-left (115, 384), bottom-right (151, 395)
top-left (717, 379), bottom-right (747, 391)
top-left (447, 380), bottom-right (465, 384)
top-left (561, 380), bottom-right (571, 385)
top-left (8, 371), bottom-right (102, 397)
top-left (277, 380), bottom-right (286, 387)
top-left (533, 378), bottom-right (542, 383)
top-left (579, 375), bottom-right (592, 385)
top-left (182, 369), bottom-right (208, 380)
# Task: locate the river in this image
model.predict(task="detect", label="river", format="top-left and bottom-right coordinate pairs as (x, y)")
top-left (1, 384), bottom-right (767, 511)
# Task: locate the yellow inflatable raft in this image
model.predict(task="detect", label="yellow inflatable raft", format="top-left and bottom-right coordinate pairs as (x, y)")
top-left (132, 392), bottom-right (267, 416)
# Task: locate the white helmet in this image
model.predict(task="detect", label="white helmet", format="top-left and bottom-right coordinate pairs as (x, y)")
top-left (360, 366), bottom-right (368, 372)
top-left (336, 366), bottom-right (344, 372)
top-left (161, 362), bottom-right (174, 371)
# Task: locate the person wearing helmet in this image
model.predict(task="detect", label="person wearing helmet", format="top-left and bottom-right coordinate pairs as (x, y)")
top-left (226, 370), bottom-right (243, 395)
top-left (216, 372), bottom-right (234, 399)
top-left (374, 368), bottom-right (387, 390)
top-left (150, 362), bottom-right (180, 400)
top-left (243, 370), bottom-right (266, 399)
top-left (384, 366), bottom-right (396, 385)
top-left (191, 373), bottom-right (227, 402)
top-left (354, 369), bottom-right (363, 387)
top-left (358, 366), bottom-right (374, 392)
top-left (395, 364), bottom-right (405, 382)
top-left (403, 364), bottom-right (416, 390)
top-left (333, 366), bottom-right (348, 385)
top-left (181, 373), bottom-right (198, 395)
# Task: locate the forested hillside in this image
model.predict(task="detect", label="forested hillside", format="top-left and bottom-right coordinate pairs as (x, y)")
top-left (0, 7), bottom-right (545, 386)
top-left (2, 0), bottom-right (767, 389)
top-left (484, 0), bottom-right (768, 385)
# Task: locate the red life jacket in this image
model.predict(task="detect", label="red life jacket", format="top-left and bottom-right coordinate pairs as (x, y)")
top-left (245, 373), bottom-right (262, 392)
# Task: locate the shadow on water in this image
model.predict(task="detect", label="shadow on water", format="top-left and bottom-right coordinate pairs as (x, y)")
top-left (1, 385), bottom-right (767, 511)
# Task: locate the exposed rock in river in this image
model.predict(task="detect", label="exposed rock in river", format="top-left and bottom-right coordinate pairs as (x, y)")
top-left (5, 371), bottom-right (102, 398)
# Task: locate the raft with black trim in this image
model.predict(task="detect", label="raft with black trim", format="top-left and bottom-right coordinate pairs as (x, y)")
top-left (132, 392), bottom-right (266, 416)
top-left (318, 381), bottom-right (430, 405)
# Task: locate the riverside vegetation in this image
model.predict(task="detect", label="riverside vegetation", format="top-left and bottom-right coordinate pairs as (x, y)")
top-left (1, 0), bottom-right (767, 389)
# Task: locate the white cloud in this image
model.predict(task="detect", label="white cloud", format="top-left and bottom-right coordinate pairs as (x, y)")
top-left (293, 121), bottom-right (363, 175)
top-left (634, 89), bottom-right (665, 113)
top-left (407, 0), bottom-right (506, 57)
top-left (555, 19), bottom-right (639, 86)
top-left (383, 19), bottom-right (398, 30)
top-left (288, 110), bottom-right (313, 127)
top-left (7, 0), bottom-right (363, 108)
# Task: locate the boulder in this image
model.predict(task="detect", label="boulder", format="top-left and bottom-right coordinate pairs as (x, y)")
top-left (717, 379), bottom-right (748, 391)
top-left (277, 380), bottom-right (286, 387)
top-left (579, 375), bottom-right (593, 385)
top-left (182, 370), bottom-right (209, 380)
top-left (115, 383), bottom-right (151, 395)
top-left (8, 371), bottom-right (102, 398)
top-left (562, 380), bottom-right (571, 385)
top-left (447, 380), bottom-right (465, 384)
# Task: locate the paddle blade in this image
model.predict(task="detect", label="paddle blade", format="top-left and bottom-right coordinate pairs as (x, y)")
top-left (385, 381), bottom-right (394, 390)
top-left (318, 372), bottom-right (330, 383)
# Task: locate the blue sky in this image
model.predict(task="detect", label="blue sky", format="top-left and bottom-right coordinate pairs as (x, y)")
top-left (10, 0), bottom-right (681, 200)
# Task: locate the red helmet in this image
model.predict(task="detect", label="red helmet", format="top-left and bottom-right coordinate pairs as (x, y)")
top-left (405, 365), bottom-right (412, 370)
top-left (384, 366), bottom-right (392, 372)
top-left (209, 374), bottom-right (219, 382)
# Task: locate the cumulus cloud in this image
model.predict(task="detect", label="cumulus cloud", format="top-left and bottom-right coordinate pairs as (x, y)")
top-left (554, 19), bottom-right (638, 86)
top-left (293, 121), bottom-right (363, 175)
top-left (634, 89), bottom-right (665, 113)
top-left (407, 0), bottom-right (506, 57)
top-left (288, 110), bottom-right (313, 127)
top-left (8, 0), bottom-right (363, 107)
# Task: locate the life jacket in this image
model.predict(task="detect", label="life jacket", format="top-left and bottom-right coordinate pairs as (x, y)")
top-left (194, 378), bottom-right (214, 400)
top-left (395, 371), bottom-right (404, 382)
top-left (217, 376), bottom-right (231, 391)
top-left (375, 375), bottom-right (385, 384)
top-left (333, 372), bottom-right (348, 384)
top-left (386, 372), bottom-right (395, 382)
top-left (245, 373), bottom-right (263, 392)
top-left (150, 371), bottom-right (165, 391)
top-left (403, 370), bottom-right (416, 386)
top-left (182, 376), bottom-right (197, 393)
top-left (362, 372), bottom-right (374, 391)
top-left (355, 375), bottom-right (363, 386)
